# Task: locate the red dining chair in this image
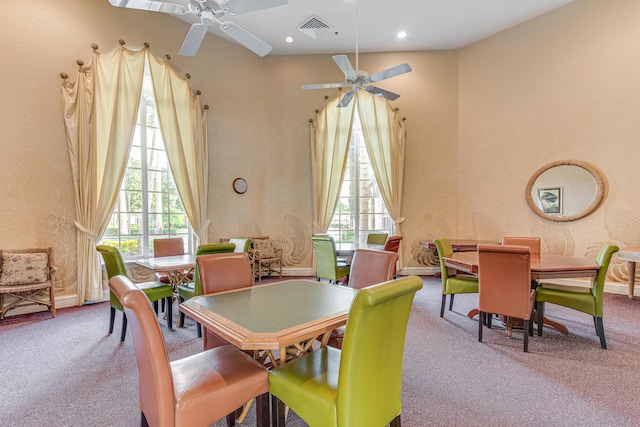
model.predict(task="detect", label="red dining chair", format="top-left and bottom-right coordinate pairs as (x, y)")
top-left (478, 244), bottom-right (535, 352)
top-left (196, 252), bottom-right (255, 351)
top-left (152, 237), bottom-right (191, 284)
top-left (109, 275), bottom-right (269, 427)
top-left (383, 235), bottom-right (403, 253)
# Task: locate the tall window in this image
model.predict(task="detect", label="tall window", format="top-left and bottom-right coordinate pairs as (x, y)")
top-left (328, 111), bottom-right (392, 246)
top-left (100, 75), bottom-right (192, 258)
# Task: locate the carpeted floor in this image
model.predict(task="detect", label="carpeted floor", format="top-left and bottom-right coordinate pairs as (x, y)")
top-left (1, 275), bottom-right (640, 426)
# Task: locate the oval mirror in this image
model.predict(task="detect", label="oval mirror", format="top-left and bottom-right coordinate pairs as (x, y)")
top-left (525, 160), bottom-right (606, 222)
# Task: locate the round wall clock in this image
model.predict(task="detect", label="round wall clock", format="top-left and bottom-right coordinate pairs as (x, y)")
top-left (233, 177), bottom-right (248, 194)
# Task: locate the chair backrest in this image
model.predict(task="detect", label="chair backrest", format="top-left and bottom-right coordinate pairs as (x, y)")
top-left (338, 275), bottom-right (423, 426)
top-left (383, 236), bottom-right (403, 253)
top-left (109, 275), bottom-right (175, 427)
top-left (502, 237), bottom-right (541, 254)
top-left (97, 244), bottom-right (129, 311)
top-left (96, 245), bottom-right (128, 279)
top-left (592, 244), bottom-right (620, 316)
top-left (478, 244), bottom-right (532, 319)
top-left (311, 235), bottom-right (340, 278)
top-left (191, 243), bottom-right (236, 295)
top-left (432, 238), bottom-right (456, 291)
top-left (153, 237), bottom-right (185, 257)
top-left (196, 252), bottom-right (255, 295)
top-left (254, 239), bottom-right (277, 258)
top-left (229, 238), bottom-right (252, 253)
top-left (349, 249), bottom-right (398, 290)
top-left (366, 232), bottom-right (389, 245)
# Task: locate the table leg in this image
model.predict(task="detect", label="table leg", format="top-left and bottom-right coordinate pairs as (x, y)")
top-left (628, 261), bottom-right (636, 299)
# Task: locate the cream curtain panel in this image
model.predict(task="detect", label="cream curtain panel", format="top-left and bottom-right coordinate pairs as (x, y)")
top-left (62, 46), bottom-right (208, 304)
top-left (356, 91), bottom-right (406, 267)
top-left (147, 53), bottom-right (209, 245)
top-left (310, 94), bottom-right (355, 232)
top-left (62, 47), bottom-right (145, 303)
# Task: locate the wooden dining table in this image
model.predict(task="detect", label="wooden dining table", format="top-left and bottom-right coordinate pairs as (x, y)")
top-left (421, 239), bottom-right (500, 252)
top-left (179, 279), bottom-right (357, 367)
top-left (616, 247), bottom-right (640, 299)
top-left (443, 251), bottom-right (600, 334)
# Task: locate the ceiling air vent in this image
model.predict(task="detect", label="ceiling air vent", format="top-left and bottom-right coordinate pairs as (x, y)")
top-left (297, 15), bottom-right (332, 39)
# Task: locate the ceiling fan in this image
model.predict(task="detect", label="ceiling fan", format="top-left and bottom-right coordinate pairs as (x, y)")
top-left (300, 0), bottom-right (412, 107)
top-left (108, 0), bottom-right (287, 57)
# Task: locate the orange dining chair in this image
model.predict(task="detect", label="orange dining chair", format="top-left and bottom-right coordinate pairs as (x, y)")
top-left (196, 252), bottom-right (255, 351)
top-left (109, 275), bottom-right (269, 427)
top-left (478, 244), bottom-right (535, 352)
top-left (327, 249), bottom-right (399, 349)
top-left (152, 237), bottom-right (191, 284)
top-left (502, 236), bottom-right (541, 254)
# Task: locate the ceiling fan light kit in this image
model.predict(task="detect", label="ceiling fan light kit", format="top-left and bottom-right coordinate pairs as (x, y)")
top-left (108, 0), bottom-right (288, 56)
top-left (300, 0), bottom-right (412, 107)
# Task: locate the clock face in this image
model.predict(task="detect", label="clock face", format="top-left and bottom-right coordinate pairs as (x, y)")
top-left (233, 178), bottom-right (247, 194)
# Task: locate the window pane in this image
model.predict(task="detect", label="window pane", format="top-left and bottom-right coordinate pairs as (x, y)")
top-left (99, 74), bottom-right (192, 259)
top-left (328, 110), bottom-right (392, 245)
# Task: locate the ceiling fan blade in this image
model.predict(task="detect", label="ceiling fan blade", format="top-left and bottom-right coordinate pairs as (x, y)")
top-left (368, 63), bottom-right (412, 83)
top-left (225, 0), bottom-right (288, 15)
top-left (179, 23), bottom-right (208, 56)
top-left (333, 55), bottom-right (356, 79)
top-left (338, 90), bottom-right (356, 108)
top-left (108, 0), bottom-right (187, 14)
top-left (301, 83), bottom-right (344, 90)
top-left (365, 86), bottom-right (401, 101)
top-left (220, 22), bottom-right (272, 56)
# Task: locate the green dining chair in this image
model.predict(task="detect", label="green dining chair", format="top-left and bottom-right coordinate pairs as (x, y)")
top-left (535, 243), bottom-right (619, 349)
top-left (366, 232), bottom-right (389, 245)
top-left (96, 245), bottom-right (174, 341)
top-left (433, 238), bottom-right (479, 317)
top-left (269, 275), bottom-right (423, 427)
top-left (312, 235), bottom-right (351, 284)
top-left (176, 243), bottom-right (236, 336)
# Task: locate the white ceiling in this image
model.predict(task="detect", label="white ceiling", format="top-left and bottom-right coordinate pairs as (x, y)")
top-left (168, 0), bottom-right (576, 56)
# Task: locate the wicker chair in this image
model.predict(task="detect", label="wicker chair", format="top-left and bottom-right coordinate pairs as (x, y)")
top-left (0, 247), bottom-right (56, 319)
top-left (253, 239), bottom-right (283, 282)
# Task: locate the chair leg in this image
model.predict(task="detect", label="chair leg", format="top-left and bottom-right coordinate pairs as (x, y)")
top-left (478, 312), bottom-right (483, 342)
top-left (272, 395), bottom-right (286, 427)
top-left (153, 301), bottom-right (159, 315)
top-left (166, 297), bottom-right (173, 330)
top-left (109, 307), bottom-right (116, 334)
top-left (440, 294), bottom-right (446, 317)
top-left (197, 323), bottom-right (202, 338)
top-left (449, 294), bottom-right (455, 311)
top-left (120, 313), bottom-right (128, 342)
top-left (161, 297), bottom-right (166, 313)
top-left (390, 414), bottom-right (402, 427)
top-left (255, 392), bottom-right (270, 427)
top-left (225, 410), bottom-right (236, 427)
top-left (523, 320), bottom-right (530, 352)
top-left (537, 302), bottom-right (545, 336)
top-left (178, 295), bottom-right (186, 328)
top-left (595, 317), bottom-right (607, 349)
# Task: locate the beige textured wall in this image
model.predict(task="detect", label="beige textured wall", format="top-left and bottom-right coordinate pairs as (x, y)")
top-left (2, 0), bottom-right (637, 308)
top-left (458, 0), bottom-right (640, 282)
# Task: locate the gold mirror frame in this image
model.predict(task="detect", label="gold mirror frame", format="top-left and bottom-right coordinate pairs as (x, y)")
top-left (525, 160), bottom-right (606, 222)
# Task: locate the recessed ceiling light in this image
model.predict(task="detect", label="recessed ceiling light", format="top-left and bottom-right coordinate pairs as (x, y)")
top-left (285, 36), bottom-right (294, 43)
top-left (397, 31), bottom-right (407, 39)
